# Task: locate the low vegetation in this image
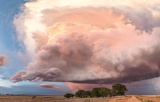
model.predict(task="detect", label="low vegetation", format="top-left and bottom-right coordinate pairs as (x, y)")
top-left (64, 83), bottom-right (127, 98)
top-left (64, 93), bottom-right (74, 98)
top-left (136, 96), bottom-right (155, 102)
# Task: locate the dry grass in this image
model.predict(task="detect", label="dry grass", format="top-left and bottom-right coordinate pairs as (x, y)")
top-left (0, 95), bottom-right (159, 102)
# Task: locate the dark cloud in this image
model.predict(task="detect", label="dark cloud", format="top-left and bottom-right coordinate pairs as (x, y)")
top-left (39, 84), bottom-right (59, 88)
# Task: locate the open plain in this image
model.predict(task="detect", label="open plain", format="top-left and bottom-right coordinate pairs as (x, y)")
top-left (0, 95), bottom-right (159, 102)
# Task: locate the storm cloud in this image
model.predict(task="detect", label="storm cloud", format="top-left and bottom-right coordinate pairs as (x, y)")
top-left (11, 0), bottom-right (160, 85)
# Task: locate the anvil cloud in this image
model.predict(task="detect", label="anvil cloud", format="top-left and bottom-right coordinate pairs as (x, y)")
top-left (11, 0), bottom-right (160, 84)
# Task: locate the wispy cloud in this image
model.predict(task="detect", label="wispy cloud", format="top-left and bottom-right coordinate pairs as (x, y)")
top-left (0, 54), bottom-right (8, 66)
top-left (39, 84), bottom-right (59, 88)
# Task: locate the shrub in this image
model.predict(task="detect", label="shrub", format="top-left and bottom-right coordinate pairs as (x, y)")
top-left (75, 90), bottom-right (88, 98)
top-left (64, 93), bottom-right (74, 98)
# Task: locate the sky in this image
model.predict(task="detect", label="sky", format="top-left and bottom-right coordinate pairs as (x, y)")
top-left (0, 0), bottom-right (160, 95)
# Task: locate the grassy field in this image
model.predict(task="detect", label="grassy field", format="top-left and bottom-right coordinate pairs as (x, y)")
top-left (0, 95), bottom-right (159, 102)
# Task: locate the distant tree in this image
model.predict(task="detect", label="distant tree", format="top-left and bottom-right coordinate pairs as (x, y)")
top-left (64, 83), bottom-right (128, 99)
top-left (109, 90), bottom-right (116, 97)
top-left (86, 91), bottom-right (91, 97)
top-left (91, 87), bottom-right (110, 97)
top-left (64, 93), bottom-right (74, 98)
top-left (91, 88), bottom-right (101, 97)
top-left (112, 83), bottom-right (127, 96)
top-left (75, 90), bottom-right (88, 98)
top-left (99, 87), bottom-right (110, 97)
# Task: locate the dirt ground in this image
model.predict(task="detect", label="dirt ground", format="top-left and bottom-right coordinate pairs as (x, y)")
top-left (0, 95), bottom-right (159, 102)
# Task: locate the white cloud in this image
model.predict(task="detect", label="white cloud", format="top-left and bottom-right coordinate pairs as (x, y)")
top-left (0, 78), bottom-right (19, 88)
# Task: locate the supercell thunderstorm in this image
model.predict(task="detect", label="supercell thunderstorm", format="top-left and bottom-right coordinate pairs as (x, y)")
top-left (11, 0), bottom-right (160, 84)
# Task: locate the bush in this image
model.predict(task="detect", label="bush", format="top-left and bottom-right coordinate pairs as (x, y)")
top-left (64, 93), bottom-right (74, 98)
top-left (32, 96), bottom-right (36, 99)
top-left (99, 87), bottom-right (111, 97)
top-left (75, 90), bottom-right (88, 98)
top-left (86, 91), bottom-right (91, 97)
top-left (109, 90), bottom-right (116, 97)
top-left (91, 87), bottom-right (110, 97)
top-left (91, 88), bottom-right (100, 97)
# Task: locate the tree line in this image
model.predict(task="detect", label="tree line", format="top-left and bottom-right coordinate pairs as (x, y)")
top-left (64, 83), bottom-right (127, 98)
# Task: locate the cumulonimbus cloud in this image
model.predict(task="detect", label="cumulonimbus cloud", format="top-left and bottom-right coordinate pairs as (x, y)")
top-left (0, 54), bottom-right (8, 66)
top-left (11, 0), bottom-right (160, 84)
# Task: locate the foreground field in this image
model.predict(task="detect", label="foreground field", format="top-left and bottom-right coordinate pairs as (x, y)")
top-left (0, 95), bottom-right (160, 102)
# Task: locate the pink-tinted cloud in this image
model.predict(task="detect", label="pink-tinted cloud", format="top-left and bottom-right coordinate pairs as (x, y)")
top-left (39, 84), bottom-right (59, 88)
top-left (65, 82), bottom-right (115, 92)
top-left (11, 0), bottom-right (160, 84)
top-left (65, 82), bottom-right (96, 91)
top-left (0, 54), bottom-right (8, 66)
